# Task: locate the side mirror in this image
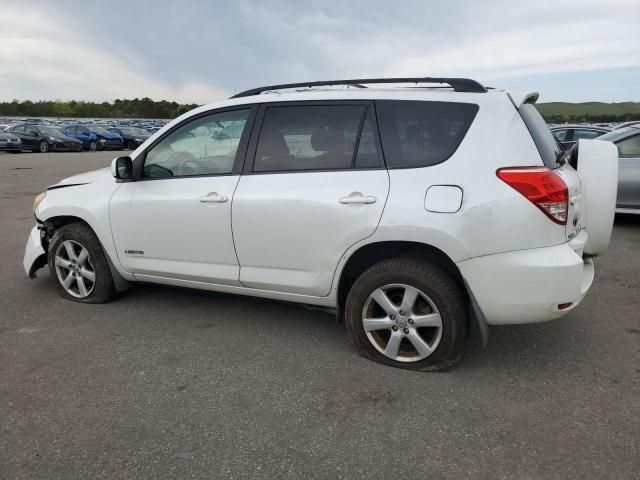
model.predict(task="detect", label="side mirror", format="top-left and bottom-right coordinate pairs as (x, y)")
top-left (111, 156), bottom-right (134, 180)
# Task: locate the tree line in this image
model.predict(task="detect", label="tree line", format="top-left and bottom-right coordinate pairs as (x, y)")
top-left (0, 98), bottom-right (200, 119)
top-left (1, 98), bottom-right (638, 123)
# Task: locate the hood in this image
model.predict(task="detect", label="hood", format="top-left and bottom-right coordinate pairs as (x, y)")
top-left (51, 167), bottom-right (112, 188)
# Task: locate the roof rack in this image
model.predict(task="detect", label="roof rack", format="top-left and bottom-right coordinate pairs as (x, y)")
top-left (230, 77), bottom-right (487, 98)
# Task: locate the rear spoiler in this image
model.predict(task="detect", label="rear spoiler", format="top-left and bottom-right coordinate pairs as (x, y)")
top-left (507, 91), bottom-right (539, 108)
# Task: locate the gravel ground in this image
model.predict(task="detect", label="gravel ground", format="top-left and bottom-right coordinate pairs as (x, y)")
top-left (1, 151), bottom-right (638, 479)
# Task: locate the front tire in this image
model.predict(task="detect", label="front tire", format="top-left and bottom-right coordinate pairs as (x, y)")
top-left (47, 223), bottom-right (115, 303)
top-left (345, 257), bottom-right (469, 371)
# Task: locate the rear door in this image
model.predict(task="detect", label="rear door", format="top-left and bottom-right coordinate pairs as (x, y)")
top-left (232, 102), bottom-right (389, 296)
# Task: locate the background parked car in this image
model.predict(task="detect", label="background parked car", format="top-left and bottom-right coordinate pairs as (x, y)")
top-left (0, 130), bottom-right (22, 153)
top-left (614, 120), bottom-right (640, 130)
top-left (550, 125), bottom-right (611, 149)
top-left (107, 127), bottom-right (150, 149)
top-left (61, 125), bottom-right (100, 151)
top-left (597, 128), bottom-right (640, 213)
top-left (90, 126), bottom-right (124, 150)
top-left (5, 124), bottom-right (82, 152)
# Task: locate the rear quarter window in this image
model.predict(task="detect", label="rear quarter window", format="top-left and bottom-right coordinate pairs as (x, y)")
top-left (375, 100), bottom-right (478, 168)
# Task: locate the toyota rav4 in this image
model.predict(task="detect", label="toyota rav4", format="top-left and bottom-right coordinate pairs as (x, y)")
top-left (23, 77), bottom-right (619, 371)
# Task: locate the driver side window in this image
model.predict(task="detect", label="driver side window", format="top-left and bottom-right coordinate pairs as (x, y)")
top-left (143, 109), bottom-right (251, 178)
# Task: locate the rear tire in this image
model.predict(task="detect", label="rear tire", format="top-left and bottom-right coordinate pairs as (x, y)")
top-left (345, 257), bottom-right (469, 371)
top-left (47, 223), bottom-right (115, 303)
top-left (88, 141), bottom-right (97, 151)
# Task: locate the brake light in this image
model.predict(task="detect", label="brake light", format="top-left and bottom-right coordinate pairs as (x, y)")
top-left (496, 167), bottom-right (568, 225)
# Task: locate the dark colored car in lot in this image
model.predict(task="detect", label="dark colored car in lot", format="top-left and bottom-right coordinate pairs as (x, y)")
top-left (550, 125), bottom-right (610, 150)
top-left (597, 128), bottom-right (640, 213)
top-left (5, 124), bottom-right (82, 153)
top-left (90, 126), bottom-right (124, 150)
top-left (107, 127), bottom-right (150, 149)
top-left (0, 130), bottom-right (23, 153)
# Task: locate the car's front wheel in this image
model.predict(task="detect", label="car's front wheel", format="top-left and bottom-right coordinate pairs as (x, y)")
top-left (345, 258), bottom-right (469, 371)
top-left (47, 223), bottom-right (115, 303)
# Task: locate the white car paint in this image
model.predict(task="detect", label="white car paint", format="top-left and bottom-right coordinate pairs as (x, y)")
top-left (24, 85), bottom-right (617, 326)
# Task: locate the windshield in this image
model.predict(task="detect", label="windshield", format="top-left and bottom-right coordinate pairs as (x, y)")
top-left (39, 126), bottom-right (65, 137)
top-left (92, 126), bottom-right (112, 135)
top-left (118, 127), bottom-right (149, 136)
top-left (519, 103), bottom-right (563, 168)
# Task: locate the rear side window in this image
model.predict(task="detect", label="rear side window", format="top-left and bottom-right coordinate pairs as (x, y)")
top-left (519, 103), bottom-right (562, 169)
top-left (375, 100), bottom-right (478, 168)
top-left (253, 105), bottom-right (366, 172)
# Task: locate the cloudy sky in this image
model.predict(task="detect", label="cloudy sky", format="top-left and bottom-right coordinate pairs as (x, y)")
top-left (2, 0), bottom-right (639, 104)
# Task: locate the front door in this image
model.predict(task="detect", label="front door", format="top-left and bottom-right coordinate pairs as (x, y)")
top-left (616, 133), bottom-right (640, 209)
top-left (232, 102), bottom-right (389, 296)
top-left (109, 107), bottom-right (255, 285)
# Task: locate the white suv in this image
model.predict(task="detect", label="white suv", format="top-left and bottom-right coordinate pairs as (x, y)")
top-left (23, 78), bottom-right (619, 371)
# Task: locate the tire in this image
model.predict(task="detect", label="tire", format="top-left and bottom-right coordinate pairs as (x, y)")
top-left (88, 141), bottom-right (97, 151)
top-left (9, 150), bottom-right (21, 154)
top-left (47, 223), bottom-right (115, 303)
top-left (126, 140), bottom-right (137, 150)
top-left (345, 257), bottom-right (469, 371)
top-left (39, 140), bottom-right (49, 153)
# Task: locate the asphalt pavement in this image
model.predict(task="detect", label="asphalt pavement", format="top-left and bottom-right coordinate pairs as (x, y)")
top-left (1, 150), bottom-right (638, 479)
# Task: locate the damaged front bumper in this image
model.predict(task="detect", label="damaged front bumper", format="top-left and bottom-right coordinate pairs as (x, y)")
top-left (23, 225), bottom-right (47, 278)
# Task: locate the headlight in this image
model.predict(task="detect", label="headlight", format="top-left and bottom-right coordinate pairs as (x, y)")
top-left (33, 192), bottom-right (46, 211)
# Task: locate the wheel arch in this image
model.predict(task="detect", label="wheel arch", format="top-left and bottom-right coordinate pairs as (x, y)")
top-left (335, 240), bottom-right (489, 343)
top-left (336, 241), bottom-right (465, 310)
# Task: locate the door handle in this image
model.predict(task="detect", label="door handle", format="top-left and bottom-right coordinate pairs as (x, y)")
top-left (339, 193), bottom-right (377, 204)
top-left (199, 192), bottom-right (228, 203)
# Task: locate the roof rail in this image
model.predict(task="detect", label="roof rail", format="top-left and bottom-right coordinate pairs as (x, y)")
top-left (230, 77), bottom-right (488, 98)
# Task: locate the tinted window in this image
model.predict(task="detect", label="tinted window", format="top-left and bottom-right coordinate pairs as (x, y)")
top-left (376, 100), bottom-right (478, 168)
top-left (254, 105), bottom-right (366, 172)
top-left (617, 134), bottom-right (640, 157)
top-left (519, 103), bottom-right (562, 168)
top-left (573, 129), bottom-right (605, 140)
top-left (552, 129), bottom-right (569, 141)
top-left (354, 109), bottom-right (381, 168)
top-left (143, 109), bottom-right (251, 178)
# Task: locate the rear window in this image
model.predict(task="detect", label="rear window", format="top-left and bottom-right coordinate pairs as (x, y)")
top-left (519, 103), bottom-right (562, 169)
top-left (375, 100), bottom-right (478, 168)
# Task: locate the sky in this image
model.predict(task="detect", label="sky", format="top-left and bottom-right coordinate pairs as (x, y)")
top-left (1, 0), bottom-right (639, 104)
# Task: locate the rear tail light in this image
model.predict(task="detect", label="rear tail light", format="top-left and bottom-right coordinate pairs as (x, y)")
top-left (497, 167), bottom-right (568, 225)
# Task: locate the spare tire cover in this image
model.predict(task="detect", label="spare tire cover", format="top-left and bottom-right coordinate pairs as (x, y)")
top-left (577, 139), bottom-right (618, 255)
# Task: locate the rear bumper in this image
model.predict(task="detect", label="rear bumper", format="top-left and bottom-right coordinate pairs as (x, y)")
top-left (458, 231), bottom-right (594, 325)
top-left (23, 225), bottom-right (47, 278)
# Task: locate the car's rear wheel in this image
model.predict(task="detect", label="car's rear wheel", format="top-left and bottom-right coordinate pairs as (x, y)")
top-left (345, 257), bottom-right (469, 371)
top-left (39, 140), bottom-right (49, 153)
top-left (47, 223), bottom-right (115, 303)
top-left (89, 141), bottom-right (97, 151)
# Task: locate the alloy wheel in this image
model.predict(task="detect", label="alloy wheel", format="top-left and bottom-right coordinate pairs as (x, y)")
top-left (40, 141), bottom-right (49, 153)
top-left (362, 283), bottom-right (443, 362)
top-left (54, 240), bottom-right (96, 298)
